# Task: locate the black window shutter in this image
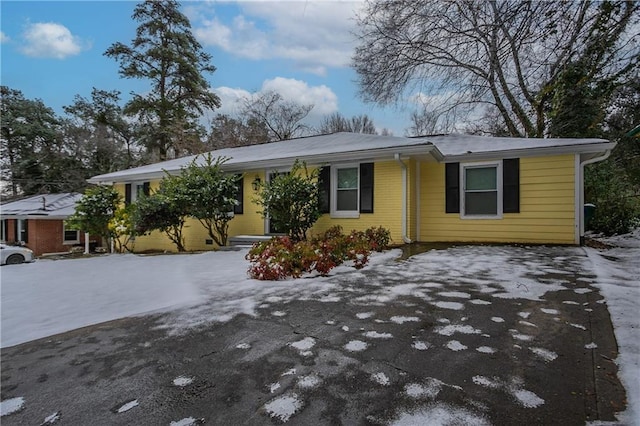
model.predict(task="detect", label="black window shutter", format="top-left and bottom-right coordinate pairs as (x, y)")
top-left (503, 158), bottom-right (520, 213)
top-left (233, 175), bottom-right (244, 214)
top-left (143, 182), bottom-right (150, 196)
top-left (318, 166), bottom-right (330, 214)
top-left (125, 184), bottom-right (132, 205)
top-left (359, 163), bottom-right (374, 213)
top-left (445, 163), bottom-right (460, 213)
top-left (14, 219), bottom-right (18, 242)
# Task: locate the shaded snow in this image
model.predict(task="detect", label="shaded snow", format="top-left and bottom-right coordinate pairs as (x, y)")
top-left (412, 341), bottom-right (431, 351)
top-left (390, 316), bottom-right (420, 324)
top-left (289, 337), bottom-right (316, 352)
top-left (529, 347), bottom-right (558, 362)
top-left (431, 301), bottom-right (465, 310)
top-left (43, 411), bottom-right (60, 424)
top-left (446, 340), bottom-right (467, 351)
top-left (363, 331), bottom-right (393, 339)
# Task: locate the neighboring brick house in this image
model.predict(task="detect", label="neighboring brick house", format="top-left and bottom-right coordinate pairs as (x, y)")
top-left (0, 193), bottom-right (89, 256)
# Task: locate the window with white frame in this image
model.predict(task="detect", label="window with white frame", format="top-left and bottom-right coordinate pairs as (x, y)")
top-left (16, 219), bottom-right (28, 243)
top-left (63, 224), bottom-right (80, 244)
top-left (331, 165), bottom-right (359, 217)
top-left (461, 162), bottom-right (502, 218)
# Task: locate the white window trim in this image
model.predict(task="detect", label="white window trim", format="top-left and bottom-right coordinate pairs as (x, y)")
top-left (63, 224), bottom-right (80, 245)
top-left (16, 219), bottom-right (27, 243)
top-left (130, 181), bottom-right (148, 203)
top-left (331, 163), bottom-right (360, 219)
top-left (460, 160), bottom-right (503, 220)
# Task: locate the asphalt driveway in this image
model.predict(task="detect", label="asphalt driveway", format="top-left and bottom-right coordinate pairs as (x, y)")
top-left (0, 245), bottom-right (626, 425)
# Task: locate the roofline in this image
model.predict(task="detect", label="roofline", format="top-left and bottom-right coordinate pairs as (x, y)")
top-left (0, 214), bottom-right (71, 220)
top-left (88, 144), bottom-right (436, 184)
top-left (438, 142), bottom-right (617, 162)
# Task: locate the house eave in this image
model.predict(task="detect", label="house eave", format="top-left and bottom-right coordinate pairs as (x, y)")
top-left (439, 142), bottom-right (617, 162)
top-left (88, 145), bottom-right (437, 184)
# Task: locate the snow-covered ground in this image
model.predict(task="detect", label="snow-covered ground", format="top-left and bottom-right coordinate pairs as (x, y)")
top-left (1, 232), bottom-right (638, 424)
top-left (0, 249), bottom-right (398, 348)
top-left (584, 229), bottom-right (640, 425)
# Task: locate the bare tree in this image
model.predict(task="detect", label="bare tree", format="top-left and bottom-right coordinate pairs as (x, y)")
top-left (207, 114), bottom-right (269, 149)
top-left (242, 91), bottom-right (313, 141)
top-left (318, 112), bottom-right (377, 134)
top-left (353, 0), bottom-right (639, 137)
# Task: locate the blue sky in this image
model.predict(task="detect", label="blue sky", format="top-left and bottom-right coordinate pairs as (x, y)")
top-left (1, 1), bottom-right (419, 135)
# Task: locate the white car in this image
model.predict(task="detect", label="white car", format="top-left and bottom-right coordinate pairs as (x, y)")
top-left (1, 243), bottom-right (35, 265)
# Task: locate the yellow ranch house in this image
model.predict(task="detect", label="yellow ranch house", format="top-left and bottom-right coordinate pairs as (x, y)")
top-left (88, 132), bottom-right (615, 251)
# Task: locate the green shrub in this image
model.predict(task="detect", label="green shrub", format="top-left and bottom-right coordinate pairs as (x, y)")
top-left (246, 226), bottom-right (390, 280)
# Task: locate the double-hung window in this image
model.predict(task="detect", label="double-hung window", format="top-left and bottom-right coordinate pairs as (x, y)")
top-left (461, 161), bottom-right (502, 218)
top-left (332, 165), bottom-right (359, 218)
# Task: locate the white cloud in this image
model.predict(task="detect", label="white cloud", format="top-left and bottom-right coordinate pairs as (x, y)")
top-left (193, 2), bottom-right (363, 75)
top-left (0, 31), bottom-right (9, 44)
top-left (211, 77), bottom-right (338, 125)
top-left (20, 22), bottom-right (87, 59)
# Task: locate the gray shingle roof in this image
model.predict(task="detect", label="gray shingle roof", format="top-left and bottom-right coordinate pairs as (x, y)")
top-left (88, 132), bottom-right (614, 184)
top-left (0, 193), bottom-right (82, 219)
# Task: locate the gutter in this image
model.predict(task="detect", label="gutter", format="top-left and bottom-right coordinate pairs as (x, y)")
top-left (578, 149), bottom-right (613, 244)
top-left (394, 153), bottom-right (413, 244)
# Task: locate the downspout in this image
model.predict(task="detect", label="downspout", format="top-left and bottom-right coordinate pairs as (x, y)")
top-left (579, 150), bottom-right (612, 244)
top-left (394, 153), bottom-right (413, 244)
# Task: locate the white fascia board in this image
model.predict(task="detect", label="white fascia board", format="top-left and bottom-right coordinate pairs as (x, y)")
top-left (438, 142), bottom-right (617, 162)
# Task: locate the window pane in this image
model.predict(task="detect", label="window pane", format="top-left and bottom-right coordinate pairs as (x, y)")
top-left (337, 168), bottom-right (358, 189)
top-left (337, 189), bottom-right (358, 211)
top-left (465, 192), bottom-right (498, 215)
top-left (466, 167), bottom-right (496, 191)
top-left (64, 230), bottom-right (78, 241)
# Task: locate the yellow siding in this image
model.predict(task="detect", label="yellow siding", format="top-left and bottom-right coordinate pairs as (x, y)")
top-left (313, 161), bottom-right (405, 244)
top-left (419, 154), bottom-right (577, 244)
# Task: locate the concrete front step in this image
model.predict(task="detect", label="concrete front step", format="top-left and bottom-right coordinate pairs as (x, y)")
top-left (228, 235), bottom-right (274, 247)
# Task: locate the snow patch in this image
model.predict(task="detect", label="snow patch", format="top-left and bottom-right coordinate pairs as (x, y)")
top-left (518, 312), bottom-right (531, 319)
top-left (371, 372), bottom-right (390, 386)
top-left (437, 291), bottom-right (471, 299)
top-left (363, 331), bottom-right (393, 339)
top-left (390, 402), bottom-right (491, 426)
top-left (435, 324), bottom-right (481, 336)
top-left (529, 347), bottom-right (558, 362)
top-left (297, 374), bottom-right (321, 389)
top-left (43, 411), bottom-right (60, 424)
top-left (513, 389), bottom-right (545, 408)
top-left (562, 301), bottom-right (580, 305)
top-left (470, 299), bottom-right (492, 305)
top-left (344, 340), bottom-right (368, 352)
top-left (570, 323), bottom-right (587, 330)
top-left (476, 346), bottom-right (496, 354)
top-left (540, 308), bottom-right (559, 315)
top-left (170, 418), bottom-right (202, 426)
top-left (269, 382), bottom-right (281, 393)
top-left (446, 340), bottom-right (467, 351)
top-left (491, 317), bottom-right (505, 323)
top-left (272, 311), bottom-right (287, 317)
top-left (116, 399), bottom-right (138, 413)
top-left (1, 397), bottom-right (25, 416)
top-left (574, 288), bottom-right (593, 294)
top-left (405, 379), bottom-right (443, 399)
top-left (356, 312), bottom-right (375, 319)
top-left (236, 342), bottom-right (251, 350)
top-left (289, 337), bottom-right (316, 352)
top-left (390, 316), bottom-right (420, 324)
top-left (432, 301), bottom-right (465, 310)
top-left (585, 342), bottom-right (598, 349)
top-left (263, 394), bottom-right (302, 422)
top-left (173, 376), bottom-right (194, 387)
top-left (472, 375), bottom-right (500, 389)
top-left (412, 341), bottom-right (431, 351)
top-left (341, 325), bottom-right (349, 332)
